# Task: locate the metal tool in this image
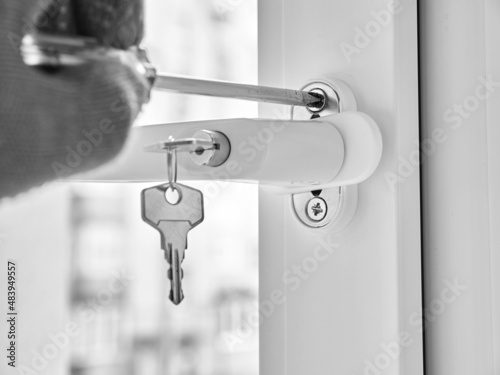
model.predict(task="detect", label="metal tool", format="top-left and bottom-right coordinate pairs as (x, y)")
top-left (21, 32), bottom-right (326, 111)
top-left (153, 74), bottom-right (325, 110)
top-left (21, 33), bottom-right (158, 86)
top-left (141, 141), bottom-right (205, 305)
top-left (21, 33), bottom-right (108, 67)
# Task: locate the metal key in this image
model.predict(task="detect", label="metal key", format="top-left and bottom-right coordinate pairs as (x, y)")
top-left (141, 183), bottom-right (204, 305)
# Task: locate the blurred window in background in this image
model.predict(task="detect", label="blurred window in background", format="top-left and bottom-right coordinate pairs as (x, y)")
top-left (0, 2), bottom-right (258, 374)
top-left (70, 1), bottom-right (259, 374)
top-left (0, 1), bottom-right (260, 375)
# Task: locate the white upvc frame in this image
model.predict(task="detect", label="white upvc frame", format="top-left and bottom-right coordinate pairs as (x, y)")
top-left (420, 1), bottom-right (500, 373)
top-left (258, 1), bottom-right (422, 374)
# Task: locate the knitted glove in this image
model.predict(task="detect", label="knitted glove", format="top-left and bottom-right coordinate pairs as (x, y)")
top-left (0, 0), bottom-right (149, 198)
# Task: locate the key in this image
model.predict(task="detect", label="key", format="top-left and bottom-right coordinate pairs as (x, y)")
top-left (141, 183), bottom-right (204, 305)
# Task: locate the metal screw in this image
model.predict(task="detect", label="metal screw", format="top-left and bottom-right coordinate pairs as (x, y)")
top-left (306, 197), bottom-right (328, 222)
top-left (306, 88), bottom-right (328, 113)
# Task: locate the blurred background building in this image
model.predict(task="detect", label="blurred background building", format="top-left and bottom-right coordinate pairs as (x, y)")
top-left (0, 1), bottom-right (258, 374)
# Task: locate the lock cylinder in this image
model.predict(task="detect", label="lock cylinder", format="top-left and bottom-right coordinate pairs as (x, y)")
top-left (189, 130), bottom-right (231, 167)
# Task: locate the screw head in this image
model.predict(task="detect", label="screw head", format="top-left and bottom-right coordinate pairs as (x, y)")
top-left (306, 197), bottom-right (328, 222)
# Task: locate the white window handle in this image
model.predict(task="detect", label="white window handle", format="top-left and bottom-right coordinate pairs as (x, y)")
top-left (77, 110), bottom-right (382, 194)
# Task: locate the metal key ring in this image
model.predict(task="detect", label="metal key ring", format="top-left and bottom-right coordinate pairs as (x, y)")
top-left (166, 143), bottom-right (177, 188)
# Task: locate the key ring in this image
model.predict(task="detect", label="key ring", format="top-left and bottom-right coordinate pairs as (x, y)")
top-left (166, 137), bottom-right (178, 188)
top-left (146, 136), bottom-right (215, 187)
top-left (146, 135), bottom-right (216, 188)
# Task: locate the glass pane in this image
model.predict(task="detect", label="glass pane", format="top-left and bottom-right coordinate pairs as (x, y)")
top-left (70, 1), bottom-right (259, 374)
top-left (68, 1), bottom-right (259, 374)
top-left (0, 1), bottom-right (258, 375)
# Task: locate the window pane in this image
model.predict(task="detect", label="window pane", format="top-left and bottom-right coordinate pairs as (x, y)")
top-left (0, 3), bottom-right (258, 375)
top-left (70, 1), bottom-right (259, 375)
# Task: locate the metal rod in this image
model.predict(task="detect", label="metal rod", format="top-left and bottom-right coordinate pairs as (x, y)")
top-left (20, 32), bottom-right (325, 109)
top-left (154, 74), bottom-right (326, 109)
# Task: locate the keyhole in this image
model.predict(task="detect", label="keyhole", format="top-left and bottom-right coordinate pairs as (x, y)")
top-left (165, 186), bottom-right (181, 205)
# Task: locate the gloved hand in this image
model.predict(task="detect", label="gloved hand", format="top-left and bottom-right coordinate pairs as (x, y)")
top-left (0, 0), bottom-right (150, 198)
